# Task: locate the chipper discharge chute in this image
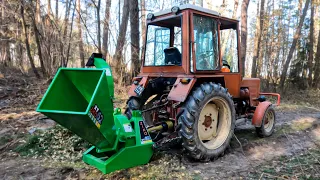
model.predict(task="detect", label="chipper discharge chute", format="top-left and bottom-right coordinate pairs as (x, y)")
top-left (36, 53), bottom-right (153, 174)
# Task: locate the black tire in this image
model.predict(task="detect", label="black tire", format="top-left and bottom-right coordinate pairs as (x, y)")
top-left (125, 96), bottom-right (160, 126)
top-left (125, 97), bottom-right (141, 120)
top-left (177, 82), bottom-right (236, 160)
top-left (256, 106), bottom-right (275, 137)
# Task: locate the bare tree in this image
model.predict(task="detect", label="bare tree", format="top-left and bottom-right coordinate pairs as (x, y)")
top-left (60, 0), bottom-right (72, 66)
top-left (30, 3), bottom-right (47, 77)
top-left (313, 28), bottom-right (320, 88)
top-left (0, 0), bottom-right (11, 67)
top-left (77, 0), bottom-right (85, 67)
top-left (92, 0), bottom-right (102, 53)
top-left (36, 0), bottom-right (41, 23)
top-left (240, 0), bottom-right (250, 77)
top-left (55, 0), bottom-right (59, 19)
top-left (279, 0), bottom-right (310, 90)
top-left (65, 1), bottom-right (76, 66)
top-left (307, 0), bottom-right (315, 86)
top-left (130, 0), bottom-right (140, 78)
top-left (113, 0), bottom-right (129, 72)
top-left (251, 0), bottom-right (265, 78)
top-left (140, 0), bottom-right (146, 61)
top-left (20, 0), bottom-right (40, 78)
top-left (102, 0), bottom-right (111, 58)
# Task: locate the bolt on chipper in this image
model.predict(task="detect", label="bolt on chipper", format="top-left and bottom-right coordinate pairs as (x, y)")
top-left (37, 4), bottom-right (281, 174)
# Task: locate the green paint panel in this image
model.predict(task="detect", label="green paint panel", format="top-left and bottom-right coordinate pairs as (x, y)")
top-left (93, 58), bottom-right (114, 99)
top-left (83, 143), bottom-right (153, 174)
top-left (36, 68), bottom-right (116, 150)
top-left (82, 111), bottom-right (154, 174)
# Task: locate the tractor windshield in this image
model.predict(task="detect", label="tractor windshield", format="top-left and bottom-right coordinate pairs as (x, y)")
top-left (144, 16), bottom-right (182, 66)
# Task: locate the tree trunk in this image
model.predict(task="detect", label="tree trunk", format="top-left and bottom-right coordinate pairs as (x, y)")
top-left (96, 0), bottom-right (102, 53)
top-left (20, 1), bottom-right (40, 78)
top-left (253, 0), bottom-right (265, 77)
top-left (0, 0), bottom-right (11, 67)
top-left (313, 28), bottom-right (320, 88)
top-left (77, 0), bottom-right (85, 67)
top-left (16, 22), bottom-right (24, 71)
top-left (113, 0), bottom-right (129, 72)
top-left (102, 0), bottom-right (111, 58)
top-left (31, 11), bottom-right (47, 77)
top-left (307, 0), bottom-right (315, 86)
top-left (47, 0), bottom-right (51, 16)
top-left (130, 0), bottom-right (140, 78)
top-left (56, 0), bottom-right (59, 19)
top-left (279, 0), bottom-right (310, 90)
top-left (251, 0), bottom-right (260, 77)
top-left (240, 0), bottom-right (250, 77)
top-left (140, 0), bottom-right (146, 61)
top-left (257, 0), bottom-right (270, 78)
top-left (60, 0), bottom-right (71, 66)
top-left (36, 0), bottom-right (41, 23)
top-left (65, 0), bottom-right (76, 67)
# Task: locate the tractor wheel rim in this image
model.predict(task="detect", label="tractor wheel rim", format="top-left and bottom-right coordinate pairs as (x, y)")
top-left (264, 110), bottom-right (274, 132)
top-left (198, 97), bottom-right (232, 150)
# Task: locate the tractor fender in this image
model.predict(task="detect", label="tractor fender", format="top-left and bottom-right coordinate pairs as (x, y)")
top-left (128, 76), bottom-right (149, 97)
top-left (252, 101), bottom-right (272, 127)
top-left (167, 78), bottom-right (197, 102)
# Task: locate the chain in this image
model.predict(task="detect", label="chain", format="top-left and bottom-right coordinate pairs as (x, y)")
top-left (153, 135), bottom-right (182, 151)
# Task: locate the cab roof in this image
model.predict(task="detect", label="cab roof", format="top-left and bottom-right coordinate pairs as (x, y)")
top-left (153, 4), bottom-right (220, 17)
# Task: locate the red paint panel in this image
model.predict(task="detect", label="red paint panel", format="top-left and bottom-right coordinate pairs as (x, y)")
top-left (252, 101), bottom-right (272, 127)
top-left (168, 78), bottom-right (197, 102)
top-left (128, 77), bottom-right (149, 97)
top-left (241, 78), bottom-right (261, 106)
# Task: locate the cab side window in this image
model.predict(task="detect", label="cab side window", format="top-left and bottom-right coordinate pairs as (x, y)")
top-left (220, 28), bottom-right (239, 72)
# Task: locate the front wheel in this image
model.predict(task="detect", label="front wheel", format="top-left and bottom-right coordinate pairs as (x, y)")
top-left (177, 82), bottom-right (235, 160)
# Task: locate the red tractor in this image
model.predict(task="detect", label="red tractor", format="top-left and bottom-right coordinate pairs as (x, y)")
top-left (125, 4), bottom-right (280, 160)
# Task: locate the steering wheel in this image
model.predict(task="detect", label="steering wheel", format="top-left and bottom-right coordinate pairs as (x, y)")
top-left (199, 53), bottom-right (214, 70)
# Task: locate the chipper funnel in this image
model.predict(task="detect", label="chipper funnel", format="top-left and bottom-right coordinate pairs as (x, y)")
top-left (36, 54), bottom-right (154, 174)
top-left (37, 68), bottom-right (116, 150)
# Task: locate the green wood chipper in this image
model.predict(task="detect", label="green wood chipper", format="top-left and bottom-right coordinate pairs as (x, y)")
top-left (36, 53), bottom-right (154, 174)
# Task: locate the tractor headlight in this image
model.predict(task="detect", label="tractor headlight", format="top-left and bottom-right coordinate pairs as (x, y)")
top-left (147, 13), bottom-right (155, 20)
top-left (171, 6), bottom-right (180, 14)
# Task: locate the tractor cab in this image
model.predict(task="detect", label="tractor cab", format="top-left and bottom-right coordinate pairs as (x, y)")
top-left (142, 4), bottom-right (239, 75)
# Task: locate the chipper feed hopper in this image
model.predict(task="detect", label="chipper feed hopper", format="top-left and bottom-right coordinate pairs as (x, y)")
top-left (36, 53), bottom-right (154, 174)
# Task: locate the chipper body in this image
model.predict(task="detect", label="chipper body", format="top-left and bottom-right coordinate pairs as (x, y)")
top-left (36, 54), bottom-right (153, 174)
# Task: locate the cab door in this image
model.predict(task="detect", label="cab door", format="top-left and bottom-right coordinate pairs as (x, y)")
top-left (190, 12), bottom-right (220, 73)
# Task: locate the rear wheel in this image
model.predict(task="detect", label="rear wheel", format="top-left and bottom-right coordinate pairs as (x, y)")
top-left (125, 97), bottom-right (140, 120)
top-left (177, 82), bottom-right (235, 160)
top-left (125, 96), bottom-right (159, 126)
top-left (256, 106), bottom-right (275, 137)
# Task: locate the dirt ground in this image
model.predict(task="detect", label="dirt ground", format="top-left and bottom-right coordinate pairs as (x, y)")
top-left (1, 69), bottom-right (320, 180)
